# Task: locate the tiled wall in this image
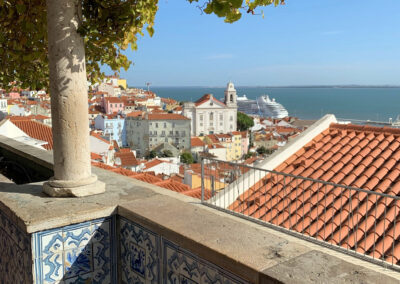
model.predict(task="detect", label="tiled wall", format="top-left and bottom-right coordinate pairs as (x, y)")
top-left (32, 216), bottom-right (117, 283)
top-left (0, 211), bottom-right (247, 283)
top-left (119, 216), bottom-right (249, 284)
top-left (0, 210), bottom-right (32, 283)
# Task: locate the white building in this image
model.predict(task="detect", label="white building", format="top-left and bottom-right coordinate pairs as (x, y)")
top-left (0, 99), bottom-right (7, 113)
top-left (183, 82), bottom-right (237, 136)
top-left (142, 159), bottom-right (179, 176)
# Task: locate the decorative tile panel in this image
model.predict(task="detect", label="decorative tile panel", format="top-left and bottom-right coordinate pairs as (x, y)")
top-left (163, 239), bottom-right (249, 284)
top-left (33, 216), bottom-right (116, 284)
top-left (0, 210), bottom-right (32, 284)
top-left (119, 216), bottom-right (160, 284)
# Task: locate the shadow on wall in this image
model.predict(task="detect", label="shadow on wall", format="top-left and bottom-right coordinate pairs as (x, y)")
top-left (0, 155), bottom-right (52, 184)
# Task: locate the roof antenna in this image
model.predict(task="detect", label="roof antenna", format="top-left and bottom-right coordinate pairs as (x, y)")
top-left (145, 82), bottom-right (151, 92)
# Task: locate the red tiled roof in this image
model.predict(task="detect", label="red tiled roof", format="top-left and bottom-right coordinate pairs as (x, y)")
top-left (104, 97), bottom-right (123, 104)
top-left (11, 120), bottom-right (53, 150)
top-left (191, 137), bottom-right (205, 147)
top-left (231, 123), bottom-right (400, 265)
top-left (91, 152), bottom-right (102, 160)
top-left (91, 132), bottom-right (109, 144)
top-left (91, 162), bottom-right (115, 170)
top-left (126, 111), bottom-right (143, 117)
top-left (155, 179), bottom-right (191, 193)
top-left (147, 113), bottom-right (189, 120)
top-left (143, 159), bottom-right (170, 170)
top-left (130, 172), bottom-right (163, 184)
top-left (115, 151), bottom-right (139, 167)
top-left (182, 187), bottom-right (212, 200)
top-left (244, 156), bottom-right (258, 165)
top-left (194, 94), bottom-right (226, 107)
top-left (215, 134), bottom-right (231, 139)
top-left (206, 134), bottom-right (219, 144)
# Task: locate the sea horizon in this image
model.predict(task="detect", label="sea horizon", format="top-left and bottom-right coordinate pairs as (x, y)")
top-left (136, 86), bottom-right (400, 122)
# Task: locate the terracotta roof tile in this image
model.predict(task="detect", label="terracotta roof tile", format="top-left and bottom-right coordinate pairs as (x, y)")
top-left (191, 137), bottom-right (205, 147)
top-left (231, 123), bottom-right (400, 266)
top-left (11, 119), bottom-right (53, 150)
top-left (194, 94), bottom-right (226, 107)
top-left (115, 151), bottom-right (139, 167)
top-left (147, 113), bottom-right (189, 120)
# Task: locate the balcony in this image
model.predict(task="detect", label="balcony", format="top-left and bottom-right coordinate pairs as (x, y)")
top-left (0, 136), bottom-right (398, 283)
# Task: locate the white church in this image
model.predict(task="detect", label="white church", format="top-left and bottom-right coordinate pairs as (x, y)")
top-left (183, 82), bottom-right (238, 136)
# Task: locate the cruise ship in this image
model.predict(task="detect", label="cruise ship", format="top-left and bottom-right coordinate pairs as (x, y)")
top-left (237, 94), bottom-right (289, 119)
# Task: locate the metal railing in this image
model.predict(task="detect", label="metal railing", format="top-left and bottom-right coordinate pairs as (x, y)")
top-left (200, 157), bottom-right (400, 271)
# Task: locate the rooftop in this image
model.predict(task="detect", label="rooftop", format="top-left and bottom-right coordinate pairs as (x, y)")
top-left (226, 120), bottom-right (400, 266)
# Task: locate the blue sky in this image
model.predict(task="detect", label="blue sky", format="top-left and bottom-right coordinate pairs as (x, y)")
top-left (102, 1), bottom-right (400, 87)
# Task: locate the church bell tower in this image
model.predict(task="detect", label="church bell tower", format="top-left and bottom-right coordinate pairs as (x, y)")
top-left (224, 81), bottom-right (237, 108)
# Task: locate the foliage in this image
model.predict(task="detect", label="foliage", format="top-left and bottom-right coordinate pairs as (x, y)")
top-left (147, 150), bottom-right (157, 159)
top-left (256, 146), bottom-right (274, 155)
top-left (0, 0), bottom-right (283, 89)
top-left (162, 149), bottom-right (174, 157)
top-left (243, 152), bottom-right (255, 159)
top-left (189, 0), bottom-right (284, 23)
top-left (180, 152), bottom-right (194, 164)
top-left (0, 0), bottom-right (158, 90)
top-left (237, 111), bottom-right (254, 131)
top-left (256, 146), bottom-right (267, 155)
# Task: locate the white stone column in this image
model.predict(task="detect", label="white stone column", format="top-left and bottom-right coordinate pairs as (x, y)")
top-left (43, 0), bottom-right (105, 197)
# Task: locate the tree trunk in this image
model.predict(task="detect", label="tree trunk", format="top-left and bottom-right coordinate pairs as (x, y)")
top-left (44, 0), bottom-right (104, 197)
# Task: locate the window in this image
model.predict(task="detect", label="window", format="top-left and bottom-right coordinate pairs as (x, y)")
top-left (120, 104), bottom-right (122, 107)
top-left (230, 115), bottom-right (233, 121)
top-left (220, 114), bottom-right (223, 120)
top-left (210, 101), bottom-right (213, 106)
top-left (150, 138), bottom-right (152, 141)
top-left (150, 122), bottom-right (152, 126)
top-left (200, 123), bottom-right (203, 126)
top-left (210, 112), bottom-right (214, 121)
top-left (200, 114), bottom-right (203, 121)
top-left (175, 138), bottom-right (179, 143)
top-left (181, 131), bottom-right (185, 136)
top-left (165, 138), bottom-right (168, 142)
top-left (154, 131), bottom-right (157, 135)
top-left (156, 123), bottom-right (158, 128)
top-left (172, 123), bottom-right (176, 127)
top-left (162, 130), bottom-right (165, 136)
top-left (169, 130), bottom-right (173, 135)
top-left (175, 131), bottom-right (179, 136)
top-left (164, 123), bottom-right (167, 128)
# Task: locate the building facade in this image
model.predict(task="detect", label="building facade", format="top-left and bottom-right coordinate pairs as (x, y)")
top-left (125, 113), bottom-right (190, 157)
top-left (94, 114), bottom-right (126, 147)
top-left (183, 82), bottom-right (237, 136)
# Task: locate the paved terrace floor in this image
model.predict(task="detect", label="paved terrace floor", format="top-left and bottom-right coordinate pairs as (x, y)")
top-left (0, 136), bottom-right (398, 283)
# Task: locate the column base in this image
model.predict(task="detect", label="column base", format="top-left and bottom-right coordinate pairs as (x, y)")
top-left (43, 175), bottom-right (105, 197)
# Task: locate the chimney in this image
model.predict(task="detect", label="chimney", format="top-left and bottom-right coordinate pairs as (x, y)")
top-left (184, 169), bottom-right (193, 188)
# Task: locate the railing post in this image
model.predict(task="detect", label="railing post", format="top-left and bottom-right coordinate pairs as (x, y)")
top-left (201, 157), bottom-right (205, 203)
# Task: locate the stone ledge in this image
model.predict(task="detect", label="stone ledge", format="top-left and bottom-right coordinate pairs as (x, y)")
top-left (0, 135), bottom-right (53, 170)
